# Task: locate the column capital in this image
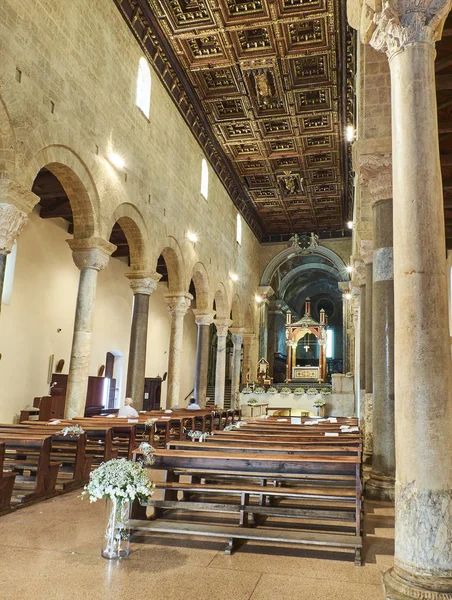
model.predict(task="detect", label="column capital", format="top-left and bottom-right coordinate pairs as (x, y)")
top-left (357, 153), bottom-right (393, 202)
top-left (338, 281), bottom-right (351, 294)
top-left (360, 239), bottom-right (374, 265)
top-left (0, 203), bottom-right (28, 254)
top-left (350, 0), bottom-right (452, 57)
top-left (165, 292), bottom-right (192, 317)
top-left (350, 255), bottom-right (367, 286)
top-left (192, 309), bottom-right (215, 326)
top-left (126, 271), bottom-right (160, 295)
top-left (214, 318), bottom-right (233, 337)
top-left (230, 327), bottom-right (245, 340)
top-left (243, 331), bottom-right (256, 341)
top-left (257, 285), bottom-right (275, 302)
top-left (68, 237), bottom-right (116, 271)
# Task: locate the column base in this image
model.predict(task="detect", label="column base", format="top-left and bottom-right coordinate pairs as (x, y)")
top-left (366, 473), bottom-right (395, 502)
top-left (384, 567), bottom-right (452, 600)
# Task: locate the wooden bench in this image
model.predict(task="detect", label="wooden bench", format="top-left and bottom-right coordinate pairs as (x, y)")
top-left (0, 425), bottom-right (91, 490)
top-left (133, 446), bottom-right (363, 564)
top-left (0, 441), bottom-right (16, 514)
top-left (0, 434), bottom-right (61, 507)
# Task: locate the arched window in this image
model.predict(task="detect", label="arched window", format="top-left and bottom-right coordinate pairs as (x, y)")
top-left (136, 57), bottom-right (151, 118)
top-left (236, 213), bottom-right (242, 245)
top-left (201, 158), bottom-right (208, 199)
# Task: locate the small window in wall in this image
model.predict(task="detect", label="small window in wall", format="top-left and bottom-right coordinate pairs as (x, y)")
top-left (201, 159), bottom-right (208, 199)
top-left (326, 328), bottom-right (334, 359)
top-left (136, 57), bottom-right (151, 118)
top-left (236, 213), bottom-right (242, 245)
top-left (2, 242), bottom-right (17, 306)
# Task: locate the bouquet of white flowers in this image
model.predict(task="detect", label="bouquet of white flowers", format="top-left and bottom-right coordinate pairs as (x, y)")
top-left (313, 398), bottom-right (326, 407)
top-left (306, 388), bottom-right (318, 395)
top-left (281, 387), bottom-right (291, 395)
top-left (293, 388), bottom-right (305, 395)
top-left (58, 425), bottom-right (85, 436)
top-left (267, 386), bottom-right (278, 394)
top-left (83, 458), bottom-right (154, 504)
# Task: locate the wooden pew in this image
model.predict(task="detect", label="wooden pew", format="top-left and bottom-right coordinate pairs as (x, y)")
top-left (0, 425), bottom-right (90, 489)
top-left (133, 445), bottom-right (363, 564)
top-left (0, 434), bottom-right (61, 507)
top-left (0, 441), bottom-right (16, 513)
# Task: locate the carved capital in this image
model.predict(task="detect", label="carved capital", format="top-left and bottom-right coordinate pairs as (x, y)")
top-left (351, 255), bottom-right (367, 285)
top-left (127, 272), bottom-right (160, 296)
top-left (165, 292), bottom-right (192, 317)
top-left (365, 1), bottom-right (452, 58)
top-left (193, 309), bottom-right (215, 326)
top-left (360, 239), bottom-right (374, 265)
top-left (0, 203), bottom-right (28, 253)
top-left (257, 285), bottom-right (275, 302)
top-left (214, 318), bottom-right (233, 337)
top-left (68, 237), bottom-right (115, 271)
top-left (357, 153), bottom-right (393, 201)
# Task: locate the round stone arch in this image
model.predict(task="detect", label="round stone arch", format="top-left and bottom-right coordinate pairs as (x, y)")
top-left (24, 146), bottom-right (99, 238)
top-left (260, 245), bottom-right (348, 286)
top-left (231, 293), bottom-right (244, 327)
top-left (106, 203), bottom-right (151, 272)
top-left (190, 262), bottom-right (210, 311)
top-left (213, 284), bottom-right (229, 320)
top-left (154, 236), bottom-right (186, 293)
top-left (0, 94), bottom-right (16, 176)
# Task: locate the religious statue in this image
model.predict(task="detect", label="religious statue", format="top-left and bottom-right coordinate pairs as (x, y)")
top-left (254, 70), bottom-right (274, 105)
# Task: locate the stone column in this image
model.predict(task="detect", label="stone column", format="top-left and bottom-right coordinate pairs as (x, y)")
top-left (0, 204), bottom-right (27, 311)
top-left (267, 300), bottom-right (283, 376)
top-left (230, 328), bottom-right (244, 409)
top-left (241, 332), bottom-right (255, 383)
top-left (257, 286), bottom-right (274, 360)
top-left (360, 155), bottom-right (395, 501)
top-left (192, 310), bottom-right (215, 406)
top-left (125, 273), bottom-right (159, 411)
top-left (165, 293), bottom-right (192, 408)
top-left (339, 281), bottom-right (351, 373)
top-left (214, 319), bottom-right (232, 407)
top-left (362, 241), bottom-right (374, 461)
top-left (351, 2), bottom-right (452, 597)
top-left (65, 238), bottom-right (115, 419)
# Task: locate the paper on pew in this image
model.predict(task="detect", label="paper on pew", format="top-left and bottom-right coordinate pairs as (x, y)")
top-left (48, 420), bottom-right (61, 425)
top-left (325, 432), bottom-right (339, 437)
top-left (327, 418), bottom-right (337, 423)
top-left (161, 416), bottom-right (171, 420)
top-left (305, 420), bottom-right (318, 425)
top-left (164, 409), bottom-right (172, 413)
top-left (290, 417), bottom-right (302, 425)
top-left (277, 418), bottom-right (288, 422)
top-left (341, 426), bottom-right (359, 433)
top-left (128, 419), bottom-right (138, 423)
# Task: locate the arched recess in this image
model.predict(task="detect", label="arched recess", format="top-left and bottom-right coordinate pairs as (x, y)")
top-left (191, 262), bottom-right (210, 311)
top-left (154, 237), bottom-right (185, 293)
top-left (106, 204), bottom-right (150, 272)
top-left (231, 293), bottom-right (244, 327)
top-left (27, 146), bottom-right (99, 238)
top-left (260, 245), bottom-right (348, 286)
top-left (0, 95), bottom-right (16, 176)
top-left (213, 284), bottom-right (229, 320)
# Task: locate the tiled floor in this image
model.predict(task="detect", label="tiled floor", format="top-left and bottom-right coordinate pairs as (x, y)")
top-left (0, 492), bottom-right (394, 600)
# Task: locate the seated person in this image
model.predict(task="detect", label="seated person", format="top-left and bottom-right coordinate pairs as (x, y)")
top-left (117, 397), bottom-right (139, 418)
top-left (186, 397), bottom-right (201, 410)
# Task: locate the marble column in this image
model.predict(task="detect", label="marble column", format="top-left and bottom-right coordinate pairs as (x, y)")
top-left (360, 156), bottom-right (395, 502)
top-left (214, 319), bottom-right (232, 407)
top-left (241, 332), bottom-right (255, 383)
top-left (361, 242), bottom-right (374, 461)
top-left (192, 310), bottom-right (215, 406)
top-left (0, 203), bottom-right (28, 312)
top-left (352, 2), bottom-right (452, 597)
top-left (230, 328), bottom-right (244, 409)
top-left (65, 238), bottom-right (115, 419)
top-left (125, 274), bottom-right (158, 411)
top-left (338, 281), bottom-right (351, 373)
top-left (165, 293), bottom-right (191, 408)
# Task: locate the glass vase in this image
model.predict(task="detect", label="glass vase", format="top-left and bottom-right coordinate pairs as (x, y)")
top-left (102, 497), bottom-right (131, 559)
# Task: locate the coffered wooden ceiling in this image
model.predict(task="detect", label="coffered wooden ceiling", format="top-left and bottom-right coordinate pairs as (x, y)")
top-left (114, 0), bottom-right (355, 241)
